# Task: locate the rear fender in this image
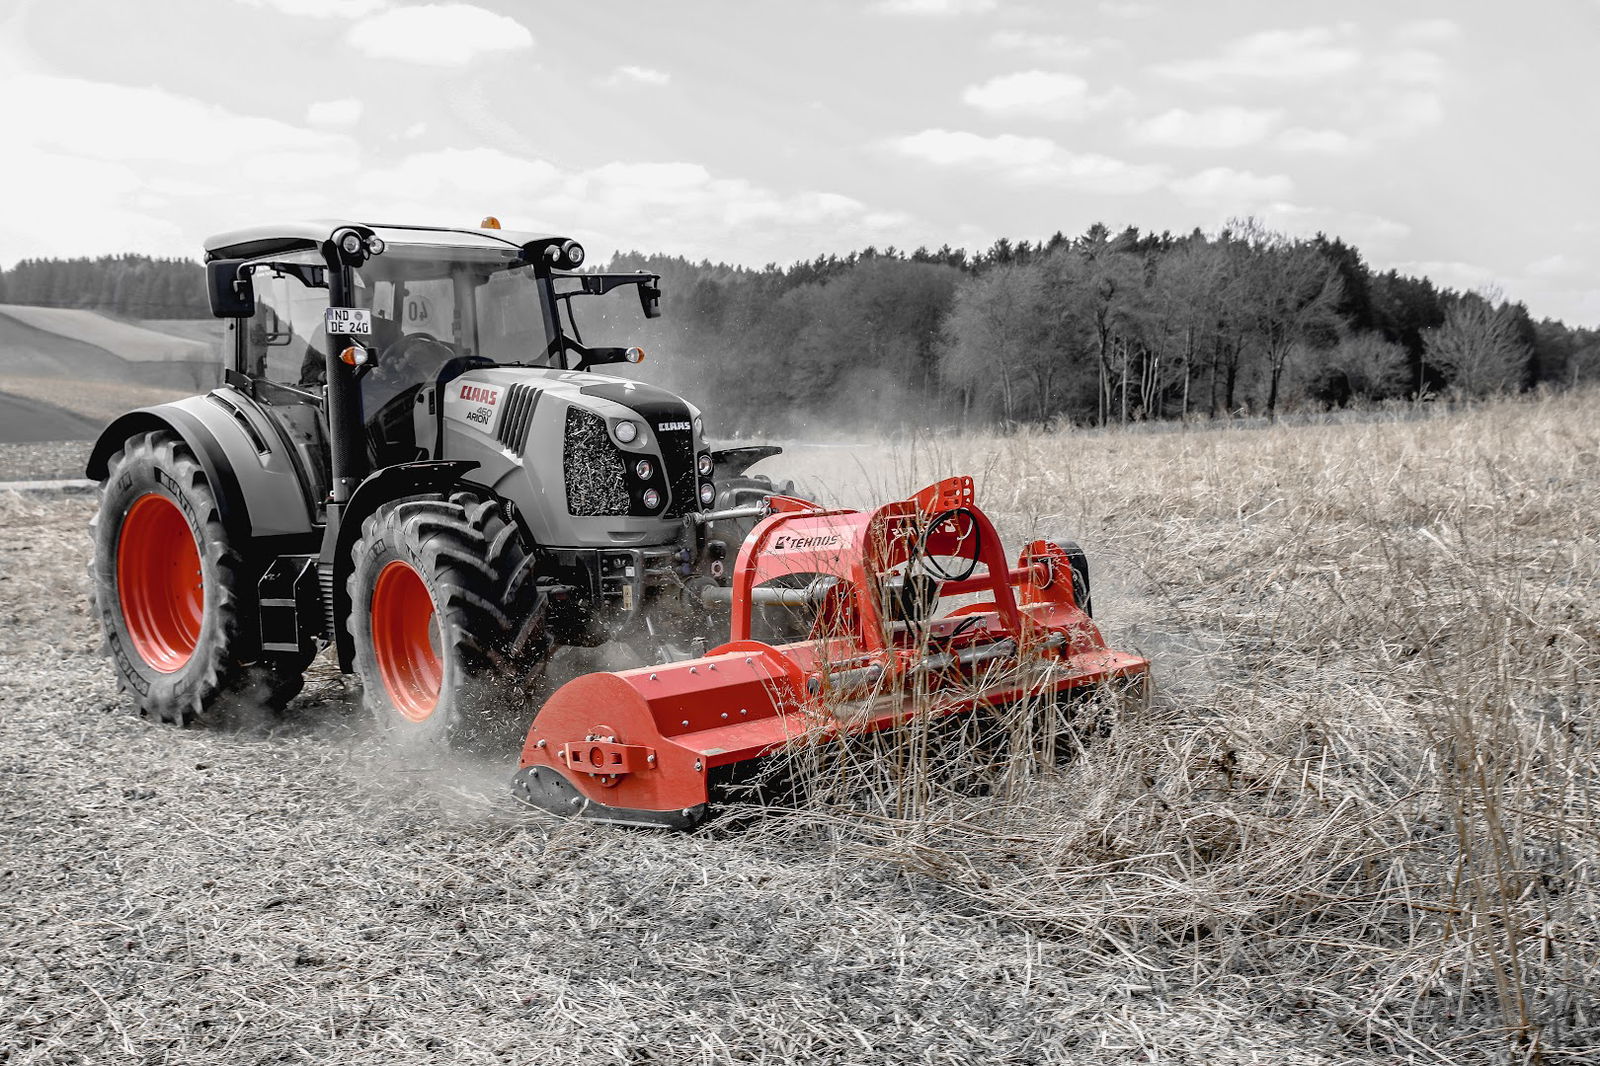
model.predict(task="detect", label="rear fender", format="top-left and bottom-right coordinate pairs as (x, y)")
top-left (86, 393), bottom-right (317, 541)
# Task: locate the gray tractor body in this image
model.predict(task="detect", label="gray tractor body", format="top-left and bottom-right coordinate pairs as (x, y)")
top-left (87, 221), bottom-right (778, 671)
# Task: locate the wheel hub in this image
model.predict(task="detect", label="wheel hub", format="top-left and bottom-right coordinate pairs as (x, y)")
top-left (370, 560), bottom-right (443, 721)
top-left (116, 493), bottom-right (204, 673)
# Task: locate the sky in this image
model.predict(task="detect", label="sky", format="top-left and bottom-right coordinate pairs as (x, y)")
top-left (1, 0), bottom-right (1597, 325)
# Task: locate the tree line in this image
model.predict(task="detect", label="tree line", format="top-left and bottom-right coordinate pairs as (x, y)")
top-left (614, 221), bottom-right (1599, 432)
top-left (0, 254), bottom-right (209, 319)
top-left (5, 224), bottom-right (1596, 430)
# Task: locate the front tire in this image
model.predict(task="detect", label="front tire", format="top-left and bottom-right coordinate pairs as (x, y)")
top-left (90, 430), bottom-right (308, 724)
top-left (347, 493), bottom-right (544, 749)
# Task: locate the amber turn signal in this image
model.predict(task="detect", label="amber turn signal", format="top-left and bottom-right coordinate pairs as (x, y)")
top-left (625, 346), bottom-right (645, 363)
top-left (340, 345), bottom-right (368, 366)
top-left (481, 216), bottom-right (501, 229)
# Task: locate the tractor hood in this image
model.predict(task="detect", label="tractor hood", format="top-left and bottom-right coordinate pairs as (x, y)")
top-left (437, 366), bottom-right (709, 539)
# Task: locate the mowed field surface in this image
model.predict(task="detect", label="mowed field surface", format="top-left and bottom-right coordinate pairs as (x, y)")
top-left (2, 396), bottom-right (1597, 1065)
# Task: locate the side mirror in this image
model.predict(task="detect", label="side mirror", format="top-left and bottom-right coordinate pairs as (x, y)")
top-left (638, 281), bottom-right (662, 319)
top-left (207, 259), bottom-right (255, 318)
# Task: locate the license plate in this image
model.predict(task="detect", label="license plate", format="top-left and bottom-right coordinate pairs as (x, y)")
top-left (324, 307), bottom-right (372, 335)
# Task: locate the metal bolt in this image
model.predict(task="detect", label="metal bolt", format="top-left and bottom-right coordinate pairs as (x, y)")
top-left (647, 753), bottom-right (656, 765)
top-left (536, 738), bottom-right (547, 748)
top-left (720, 712), bottom-right (728, 719)
top-left (694, 760), bottom-right (703, 772)
top-left (650, 673), bottom-right (658, 681)
top-left (740, 708), bottom-right (748, 716)
top-left (745, 657), bottom-right (753, 665)
top-left (681, 720), bottom-right (689, 727)
top-left (689, 666), bottom-right (698, 675)
top-left (709, 663), bottom-right (717, 672)
top-left (569, 796), bottom-right (582, 808)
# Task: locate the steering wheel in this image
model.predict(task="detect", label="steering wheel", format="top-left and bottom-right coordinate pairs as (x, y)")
top-left (370, 331), bottom-right (453, 388)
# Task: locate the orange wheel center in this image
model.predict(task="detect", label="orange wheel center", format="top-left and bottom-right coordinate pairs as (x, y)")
top-left (116, 493), bottom-right (204, 674)
top-left (370, 560), bottom-right (443, 722)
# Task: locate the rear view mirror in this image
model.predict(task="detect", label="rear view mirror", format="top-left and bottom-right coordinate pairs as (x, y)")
top-left (638, 281), bottom-right (662, 319)
top-left (207, 259), bottom-right (255, 318)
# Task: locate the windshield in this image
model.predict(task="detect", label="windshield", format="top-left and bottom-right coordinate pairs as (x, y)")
top-left (350, 241), bottom-right (657, 415)
top-left (355, 243), bottom-right (555, 362)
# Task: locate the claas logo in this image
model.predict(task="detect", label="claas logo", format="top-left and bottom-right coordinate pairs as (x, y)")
top-left (459, 384), bottom-right (498, 404)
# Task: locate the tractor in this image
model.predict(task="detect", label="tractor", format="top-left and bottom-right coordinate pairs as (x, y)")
top-left (89, 219), bottom-right (1148, 828)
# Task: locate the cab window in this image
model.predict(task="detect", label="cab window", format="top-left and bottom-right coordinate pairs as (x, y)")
top-left (243, 255), bottom-right (330, 386)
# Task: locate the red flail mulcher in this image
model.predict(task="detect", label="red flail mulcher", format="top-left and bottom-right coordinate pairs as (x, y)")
top-left (514, 477), bottom-right (1150, 827)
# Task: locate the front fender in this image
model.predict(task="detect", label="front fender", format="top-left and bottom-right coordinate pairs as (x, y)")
top-left (326, 460), bottom-right (480, 671)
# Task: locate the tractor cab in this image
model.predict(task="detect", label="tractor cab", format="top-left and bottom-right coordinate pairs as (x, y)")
top-left (206, 221), bottom-right (662, 490)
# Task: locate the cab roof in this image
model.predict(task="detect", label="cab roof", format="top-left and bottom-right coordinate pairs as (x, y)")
top-left (202, 221), bottom-right (567, 262)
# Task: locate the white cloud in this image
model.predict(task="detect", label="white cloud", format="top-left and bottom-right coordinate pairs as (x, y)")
top-left (1157, 26), bottom-right (1362, 82)
top-left (963, 71), bottom-right (1089, 117)
top-left (604, 65), bottom-right (671, 87)
top-left (1129, 106), bottom-right (1281, 148)
top-left (0, 73), bottom-right (358, 261)
top-left (1375, 48), bottom-right (1447, 86)
top-left (871, 0), bottom-right (997, 14)
top-left (1169, 167), bottom-right (1292, 206)
top-left (1098, 2), bottom-right (1152, 17)
top-left (306, 98), bottom-right (363, 127)
top-left (1366, 89), bottom-right (1444, 136)
top-left (892, 129), bottom-right (1165, 192)
top-left (346, 4), bottom-right (533, 65)
top-left (234, 0), bottom-right (387, 18)
top-left (1388, 259), bottom-right (1502, 294)
top-left (988, 30), bottom-right (1119, 60)
top-left (1526, 254), bottom-right (1584, 279)
top-left (1275, 126), bottom-right (1366, 155)
top-left (1393, 18), bottom-right (1461, 44)
top-left (1257, 203), bottom-right (1410, 251)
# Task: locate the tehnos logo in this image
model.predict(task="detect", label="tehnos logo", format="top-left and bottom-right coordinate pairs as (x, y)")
top-left (459, 384), bottom-right (499, 405)
top-left (771, 533), bottom-right (843, 552)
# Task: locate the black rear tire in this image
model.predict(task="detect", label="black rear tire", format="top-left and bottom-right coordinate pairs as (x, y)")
top-left (347, 492), bottom-right (546, 750)
top-left (90, 430), bottom-right (309, 725)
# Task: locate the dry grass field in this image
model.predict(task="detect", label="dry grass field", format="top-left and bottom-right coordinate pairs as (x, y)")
top-left (2, 393), bottom-right (1596, 1064)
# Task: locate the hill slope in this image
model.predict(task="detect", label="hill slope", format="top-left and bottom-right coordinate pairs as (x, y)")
top-left (0, 308), bottom-right (220, 440)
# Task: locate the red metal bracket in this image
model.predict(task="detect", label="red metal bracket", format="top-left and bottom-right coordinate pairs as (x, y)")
top-left (560, 739), bottom-right (655, 779)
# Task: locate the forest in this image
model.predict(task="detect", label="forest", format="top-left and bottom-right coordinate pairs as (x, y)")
top-left (0, 254), bottom-right (210, 319)
top-left (5, 222), bottom-right (1597, 431)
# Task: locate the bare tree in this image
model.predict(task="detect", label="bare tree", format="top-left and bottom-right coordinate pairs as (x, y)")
top-left (1232, 219), bottom-right (1343, 420)
top-left (1423, 290), bottom-right (1532, 397)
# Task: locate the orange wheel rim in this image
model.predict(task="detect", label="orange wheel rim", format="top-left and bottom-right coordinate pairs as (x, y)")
top-left (371, 560), bottom-right (443, 722)
top-left (116, 493), bottom-right (204, 673)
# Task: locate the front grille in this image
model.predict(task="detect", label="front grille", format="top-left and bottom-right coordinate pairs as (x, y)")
top-left (563, 407), bottom-right (629, 516)
top-left (496, 383), bottom-right (538, 453)
top-left (657, 426), bottom-right (696, 518)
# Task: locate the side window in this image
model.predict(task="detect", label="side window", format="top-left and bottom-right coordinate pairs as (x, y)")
top-left (244, 270), bottom-right (330, 385)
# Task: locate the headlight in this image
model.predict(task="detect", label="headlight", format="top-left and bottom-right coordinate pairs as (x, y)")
top-left (634, 459), bottom-right (653, 480)
top-left (339, 232), bottom-right (363, 255)
top-left (699, 482), bottom-right (715, 506)
top-left (642, 488), bottom-right (661, 510)
top-left (693, 416), bottom-right (703, 437)
top-left (366, 236), bottom-right (386, 255)
top-left (697, 453), bottom-right (713, 477)
top-left (613, 420), bottom-right (639, 445)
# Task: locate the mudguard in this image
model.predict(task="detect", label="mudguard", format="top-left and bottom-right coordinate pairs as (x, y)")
top-left (86, 391), bottom-right (317, 541)
top-left (326, 460), bottom-right (480, 671)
